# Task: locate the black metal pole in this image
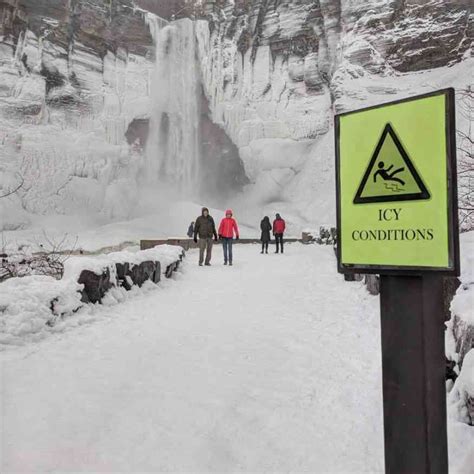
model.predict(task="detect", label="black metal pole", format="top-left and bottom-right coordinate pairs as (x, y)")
top-left (380, 275), bottom-right (448, 474)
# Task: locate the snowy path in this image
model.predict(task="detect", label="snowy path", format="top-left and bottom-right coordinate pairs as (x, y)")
top-left (1, 244), bottom-right (385, 472)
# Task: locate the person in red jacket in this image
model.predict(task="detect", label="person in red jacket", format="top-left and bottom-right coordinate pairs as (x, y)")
top-left (218, 209), bottom-right (239, 266)
top-left (273, 213), bottom-right (286, 254)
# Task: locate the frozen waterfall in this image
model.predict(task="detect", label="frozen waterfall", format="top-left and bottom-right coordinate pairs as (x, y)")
top-left (145, 16), bottom-right (201, 195)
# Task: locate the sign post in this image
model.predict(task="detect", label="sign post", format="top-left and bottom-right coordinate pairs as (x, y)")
top-left (335, 89), bottom-right (459, 473)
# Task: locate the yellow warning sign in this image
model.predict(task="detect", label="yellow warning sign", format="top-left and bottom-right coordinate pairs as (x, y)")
top-left (335, 88), bottom-right (459, 274)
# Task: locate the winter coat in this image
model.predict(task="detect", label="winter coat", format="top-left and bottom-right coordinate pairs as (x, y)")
top-left (194, 209), bottom-right (217, 240)
top-left (218, 214), bottom-right (239, 239)
top-left (273, 218), bottom-right (286, 235)
top-left (260, 219), bottom-right (272, 243)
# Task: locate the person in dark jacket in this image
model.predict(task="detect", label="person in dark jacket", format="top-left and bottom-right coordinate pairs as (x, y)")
top-left (187, 221), bottom-right (194, 238)
top-left (273, 213), bottom-right (286, 254)
top-left (260, 216), bottom-right (272, 254)
top-left (194, 207), bottom-right (218, 266)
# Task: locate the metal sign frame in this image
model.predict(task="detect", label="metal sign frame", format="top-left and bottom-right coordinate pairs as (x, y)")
top-left (335, 88), bottom-right (460, 276)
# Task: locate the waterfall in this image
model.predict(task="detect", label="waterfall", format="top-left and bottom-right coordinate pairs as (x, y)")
top-left (144, 15), bottom-right (201, 195)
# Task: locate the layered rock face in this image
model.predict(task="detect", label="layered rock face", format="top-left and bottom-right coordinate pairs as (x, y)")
top-left (0, 0), bottom-right (472, 232)
top-left (0, 0), bottom-right (156, 229)
top-left (196, 0), bottom-right (473, 225)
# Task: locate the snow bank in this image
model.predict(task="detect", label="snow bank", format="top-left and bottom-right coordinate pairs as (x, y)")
top-left (63, 244), bottom-right (183, 281)
top-left (0, 245), bottom-right (184, 348)
top-left (445, 231), bottom-right (474, 466)
top-left (451, 231), bottom-right (474, 325)
top-left (447, 232), bottom-right (474, 368)
top-left (0, 276), bottom-right (83, 345)
top-left (449, 349), bottom-right (474, 425)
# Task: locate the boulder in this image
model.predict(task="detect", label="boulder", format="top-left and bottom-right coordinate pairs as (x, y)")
top-left (78, 268), bottom-right (113, 303)
top-left (129, 261), bottom-right (157, 287)
top-left (165, 262), bottom-right (177, 278)
top-left (365, 274), bottom-right (380, 296)
top-left (116, 262), bottom-right (132, 290)
top-left (152, 261), bottom-right (161, 284)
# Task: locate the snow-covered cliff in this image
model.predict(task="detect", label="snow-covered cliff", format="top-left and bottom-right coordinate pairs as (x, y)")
top-left (0, 0), bottom-right (156, 230)
top-left (0, 0), bottom-right (472, 236)
top-left (196, 0), bottom-right (473, 229)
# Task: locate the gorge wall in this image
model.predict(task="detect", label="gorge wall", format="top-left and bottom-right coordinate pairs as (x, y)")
top-left (0, 0), bottom-right (156, 229)
top-left (0, 0), bottom-right (472, 234)
top-left (196, 0), bottom-right (473, 228)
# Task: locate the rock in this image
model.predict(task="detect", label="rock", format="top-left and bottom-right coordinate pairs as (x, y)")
top-left (365, 274), bottom-right (380, 296)
top-left (152, 261), bottom-right (161, 284)
top-left (446, 358), bottom-right (458, 383)
top-left (451, 314), bottom-right (474, 370)
top-left (129, 260), bottom-right (156, 287)
top-left (78, 268), bottom-right (113, 303)
top-left (165, 262), bottom-right (177, 278)
top-left (301, 231), bottom-right (314, 244)
top-left (199, 92), bottom-right (249, 198)
top-left (0, 0), bottom-right (156, 225)
top-left (115, 262), bottom-right (132, 290)
top-left (443, 276), bottom-right (461, 321)
top-left (125, 118), bottom-right (150, 150)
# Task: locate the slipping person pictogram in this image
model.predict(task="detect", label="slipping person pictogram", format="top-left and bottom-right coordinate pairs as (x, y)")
top-left (353, 123), bottom-right (430, 204)
top-left (373, 162), bottom-right (405, 188)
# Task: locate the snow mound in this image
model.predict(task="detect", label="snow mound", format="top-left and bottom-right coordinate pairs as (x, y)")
top-left (0, 276), bottom-right (83, 345)
top-left (449, 349), bottom-right (474, 425)
top-left (63, 244), bottom-right (184, 281)
top-left (0, 245), bottom-right (184, 348)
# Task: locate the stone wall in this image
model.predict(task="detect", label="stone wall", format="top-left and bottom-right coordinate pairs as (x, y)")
top-left (78, 250), bottom-right (184, 304)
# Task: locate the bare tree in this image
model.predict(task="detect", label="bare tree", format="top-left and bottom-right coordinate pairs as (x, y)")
top-left (457, 85), bottom-right (474, 230)
top-left (0, 231), bottom-right (79, 282)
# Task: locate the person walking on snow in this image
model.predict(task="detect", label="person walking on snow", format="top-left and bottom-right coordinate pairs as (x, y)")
top-left (260, 216), bottom-right (272, 254)
top-left (218, 209), bottom-right (239, 266)
top-left (194, 207), bottom-right (218, 266)
top-left (273, 213), bottom-right (286, 254)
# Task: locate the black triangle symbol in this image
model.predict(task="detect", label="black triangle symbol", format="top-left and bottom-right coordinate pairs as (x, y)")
top-left (353, 123), bottom-right (430, 204)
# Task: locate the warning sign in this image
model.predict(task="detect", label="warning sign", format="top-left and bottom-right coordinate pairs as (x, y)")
top-left (335, 89), bottom-right (459, 275)
top-left (353, 124), bottom-right (430, 204)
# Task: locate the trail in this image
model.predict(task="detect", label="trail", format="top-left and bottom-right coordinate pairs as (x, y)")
top-left (1, 244), bottom-right (385, 472)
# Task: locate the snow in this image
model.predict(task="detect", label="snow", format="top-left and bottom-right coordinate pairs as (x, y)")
top-left (450, 231), bottom-right (474, 326)
top-left (1, 244), bottom-right (385, 471)
top-left (0, 243), bottom-right (471, 471)
top-left (448, 348), bottom-right (474, 470)
top-left (0, 275), bottom-right (83, 345)
top-left (1, 201), bottom-right (261, 254)
top-left (63, 244), bottom-right (183, 281)
top-left (0, 245), bottom-right (183, 347)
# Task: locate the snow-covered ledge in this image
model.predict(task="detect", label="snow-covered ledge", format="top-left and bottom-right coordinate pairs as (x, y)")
top-left (64, 245), bottom-right (185, 304)
top-left (0, 245), bottom-right (184, 346)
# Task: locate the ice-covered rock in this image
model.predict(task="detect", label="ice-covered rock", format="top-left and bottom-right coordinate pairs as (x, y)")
top-left (196, 0), bottom-right (473, 229)
top-left (0, 1), bottom-right (156, 228)
top-left (0, 0), bottom-right (472, 235)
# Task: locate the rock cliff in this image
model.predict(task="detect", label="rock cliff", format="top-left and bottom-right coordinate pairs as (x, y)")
top-left (0, 0), bottom-right (472, 232)
top-left (196, 0), bottom-right (473, 226)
